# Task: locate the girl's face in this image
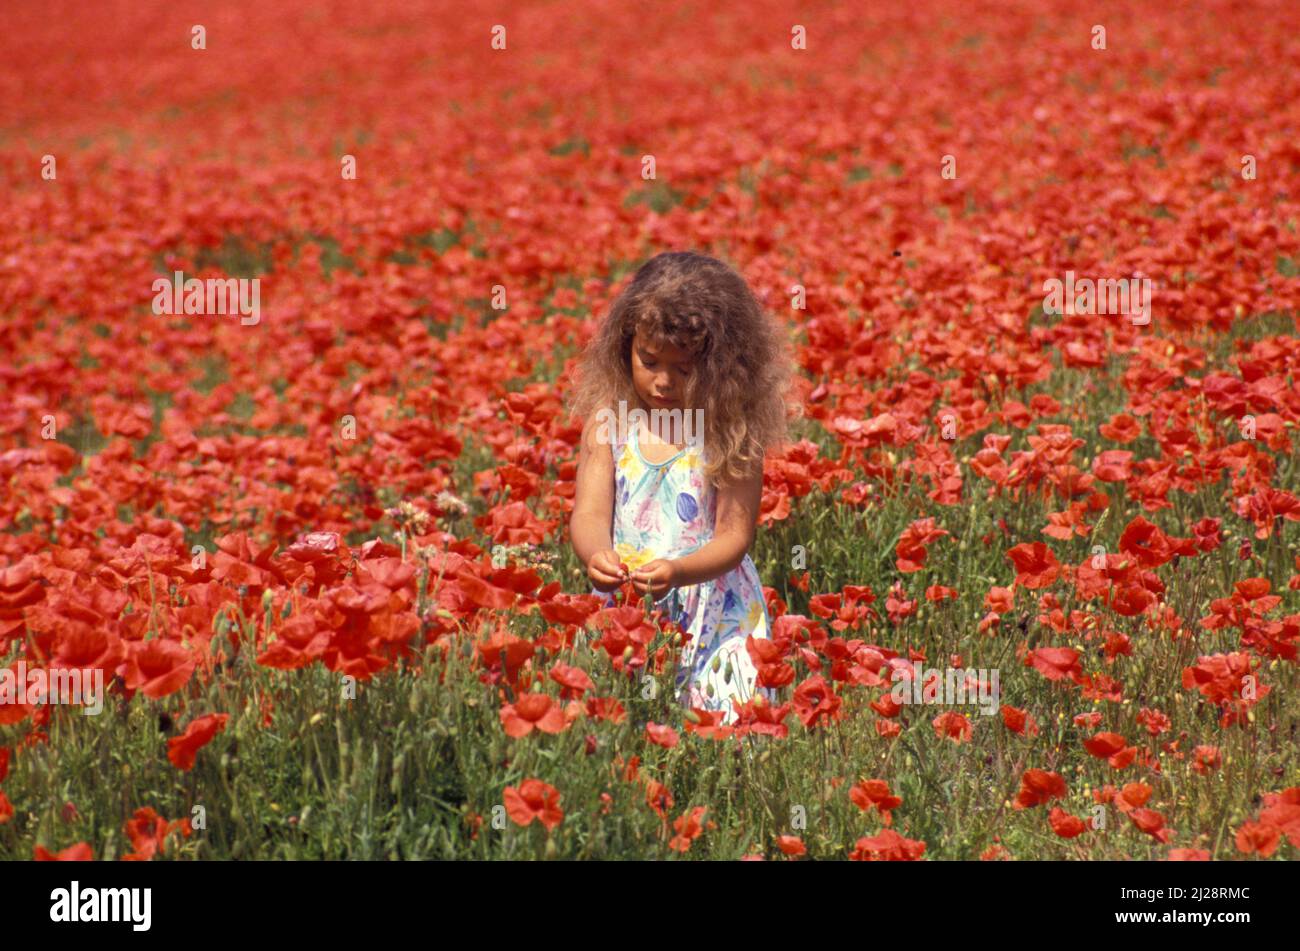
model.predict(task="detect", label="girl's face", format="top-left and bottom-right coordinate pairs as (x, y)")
top-left (630, 329), bottom-right (694, 411)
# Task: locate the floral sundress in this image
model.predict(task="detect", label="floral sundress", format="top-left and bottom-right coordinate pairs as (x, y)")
top-left (592, 416), bottom-right (777, 724)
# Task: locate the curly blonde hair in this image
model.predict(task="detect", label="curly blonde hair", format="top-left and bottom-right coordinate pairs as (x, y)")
top-left (565, 250), bottom-right (801, 488)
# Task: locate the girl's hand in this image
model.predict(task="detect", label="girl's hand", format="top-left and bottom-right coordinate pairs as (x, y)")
top-left (631, 559), bottom-right (678, 600)
top-left (588, 548), bottom-right (629, 592)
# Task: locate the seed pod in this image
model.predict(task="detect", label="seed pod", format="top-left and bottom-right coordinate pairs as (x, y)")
top-left (390, 754), bottom-right (405, 796)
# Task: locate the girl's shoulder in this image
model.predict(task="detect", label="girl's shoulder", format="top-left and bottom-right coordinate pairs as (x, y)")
top-left (583, 405), bottom-right (631, 459)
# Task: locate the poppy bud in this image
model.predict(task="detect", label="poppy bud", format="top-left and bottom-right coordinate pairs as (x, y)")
top-left (621, 645), bottom-right (634, 664)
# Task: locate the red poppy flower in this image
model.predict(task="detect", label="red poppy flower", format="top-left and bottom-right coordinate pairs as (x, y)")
top-left (166, 713), bottom-right (230, 771)
top-left (118, 639), bottom-right (197, 700)
top-left (645, 722), bottom-right (679, 749)
top-left (503, 778), bottom-right (563, 831)
top-left (849, 828), bottom-right (926, 861)
top-left (1024, 646), bottom-right (1083, 683)
top-left (775, 835), bottom-right (806, 857)
top-left (669, 806), bottom-right (709, 852)
top-left (1128, 808), bottom-right (1173, 844)
top-left (256, 614), bottom-right (331, 670)
top-left (1000, 704), bottom-right (1039, 736)
top-left (1118, 516), bottom-right (1196, 568)
top-left (1192, 745), bottom-right (1221, 774)
top-left (1099, 413), bottom-right (1141, 443)
top-left (34, 842), bottom-right (94, 861)
top-left (644, 780), bottom-right (673, 819)
top-left (933, 711), bottom-right (973, 743)
top-left (1191, 517), bottom-right (1223, 552)
top-left (1242, 787), bottom-right (1300, 849)
top-left (792, 674), bottom-right (842, 728)
top-left (895, 517), bottom-right (948, 573)
top-left (1083, 731), bottom-right (1127, 757)
top-left (985, 586), bottom-right (1014, 613)
top-left (462, 620), bottom-right (533, 677)
top-left (1048, 807), bottom-right (1088, 838)
top-left (123, 807), bottom-right (191, 861)
top-left (585, 695), bottom-right (627, 724)
top-left (683, 708), bottom-right (734, 740)
top-left (1013, 769), bottom-right (1067, 809)
top-left (548, 661), bottom-right (595, 699)
top-left (473, 501), bottom-right (556, 546)
top-left (1006, 543), bottom-right (1062, 589)
top-left (1091, 450), bottom-right (1133, 483)
top-left (499, 693), bottom-right (568, 738)
top-left (211, 532), bottom-right (285, 589)
top-left (849, 779), bottom-right (902, 825)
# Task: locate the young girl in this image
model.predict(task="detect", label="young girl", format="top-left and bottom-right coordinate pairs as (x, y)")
top-left (566, 251), bottom-right (799, 724)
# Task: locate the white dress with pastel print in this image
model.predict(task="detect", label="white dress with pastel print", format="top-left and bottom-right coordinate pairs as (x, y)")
top-left (593, 416), bottom-right (777, 724)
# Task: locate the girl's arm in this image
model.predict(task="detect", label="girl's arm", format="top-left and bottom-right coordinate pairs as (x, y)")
top-left (666, 460), bottom-right (764, 588)
top-left (569, 415), bottom-right (617, 570)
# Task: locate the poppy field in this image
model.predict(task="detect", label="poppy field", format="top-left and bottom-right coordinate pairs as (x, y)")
top-left (2, 0), bottom-right (1300, 861)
